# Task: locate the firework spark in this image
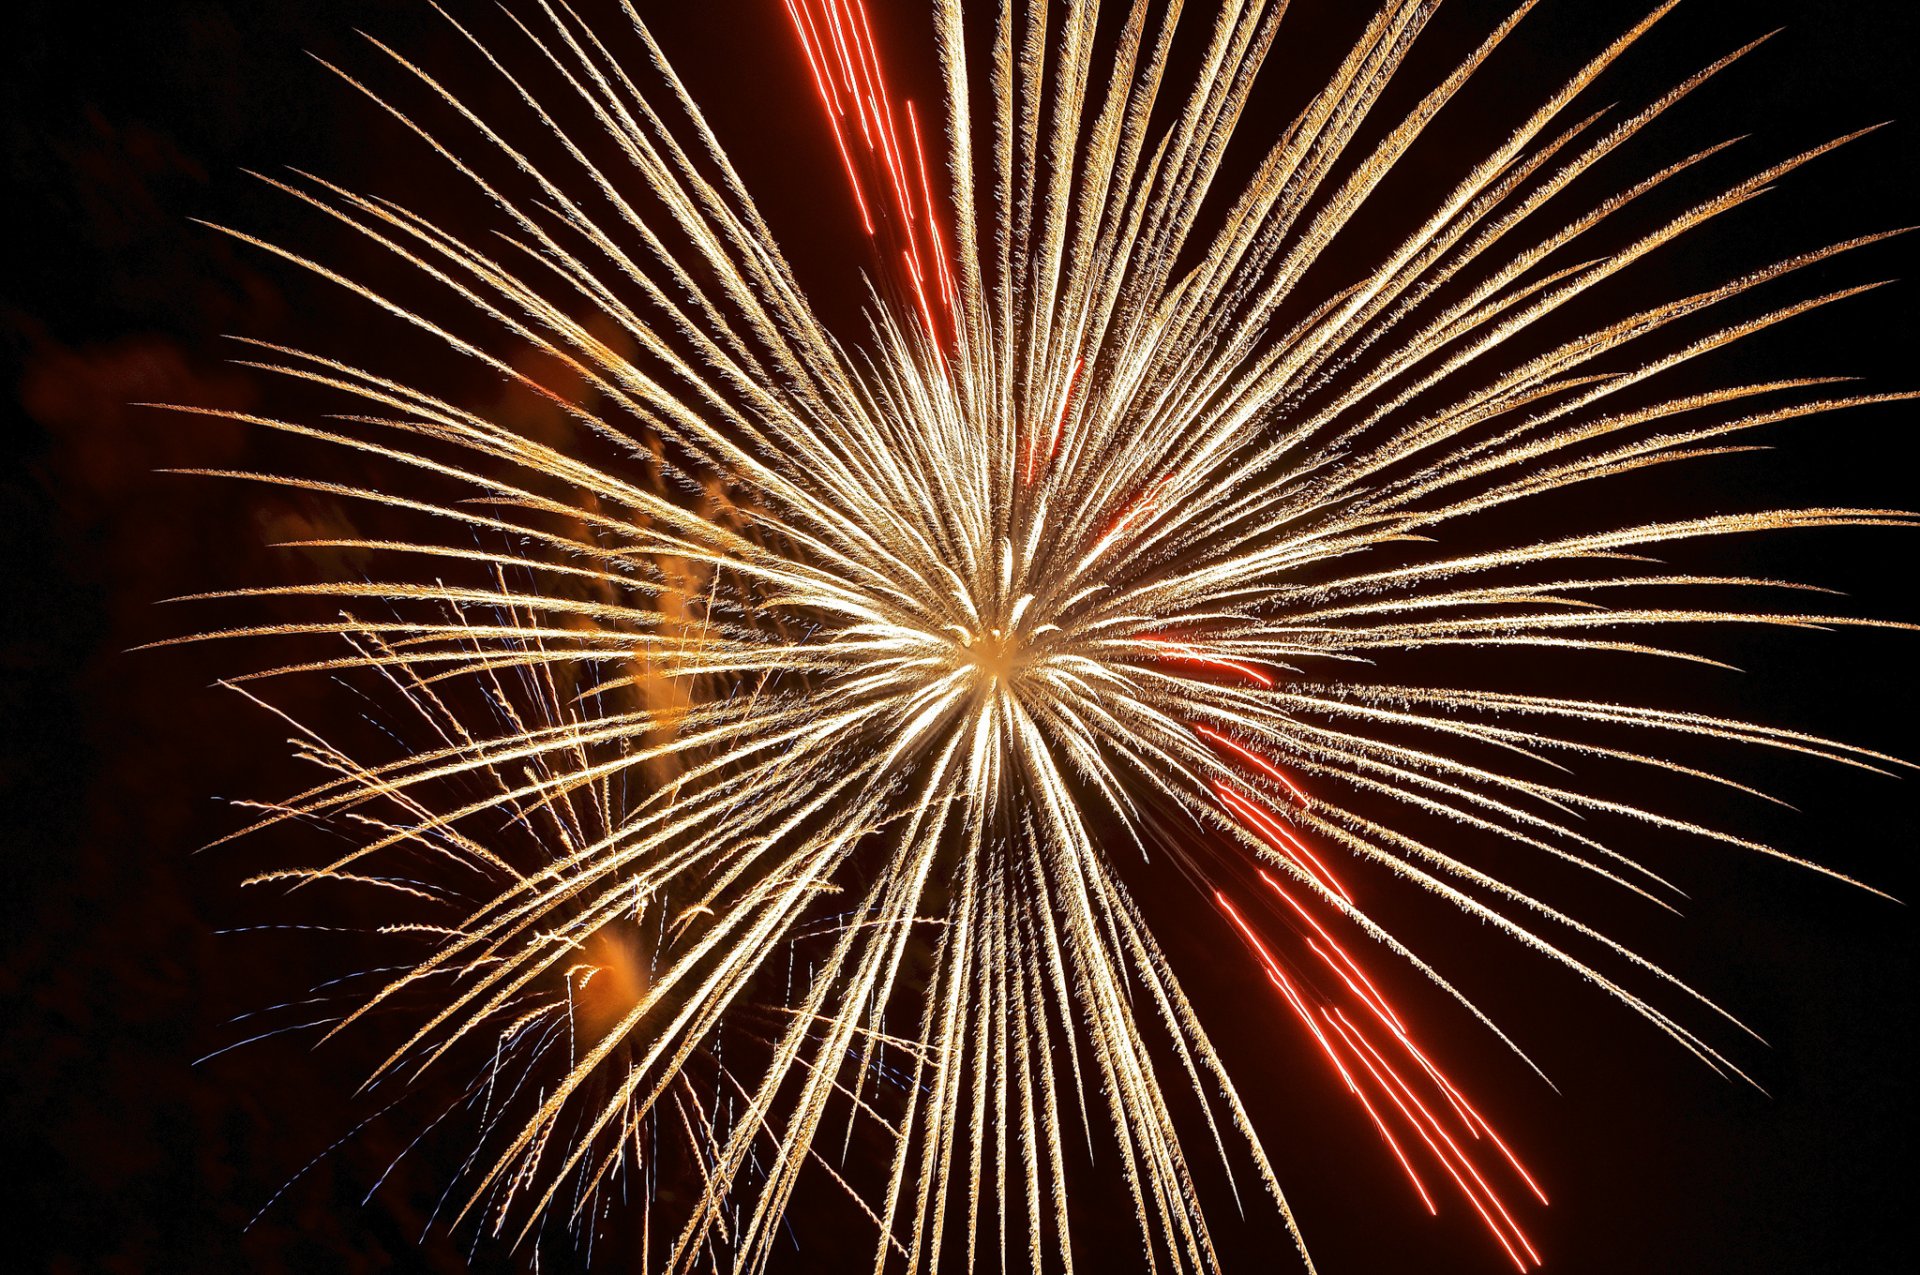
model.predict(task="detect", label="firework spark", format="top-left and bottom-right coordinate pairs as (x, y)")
top-left (169, 0), bottom-right (1911, 1270)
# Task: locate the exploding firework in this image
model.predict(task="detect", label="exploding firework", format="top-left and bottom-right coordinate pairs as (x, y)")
top-left (167, 0), bottom-right (1912, 1270)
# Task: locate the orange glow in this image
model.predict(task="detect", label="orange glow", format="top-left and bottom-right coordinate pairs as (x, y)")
top-left (570, 923), bottom-right (651, 1047)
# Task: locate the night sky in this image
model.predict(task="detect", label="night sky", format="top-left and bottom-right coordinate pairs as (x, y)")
top-left (5, 2), bottom-right (1916, 1272)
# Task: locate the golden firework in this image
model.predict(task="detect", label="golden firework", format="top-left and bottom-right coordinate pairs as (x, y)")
top-left (168, 1), bottom-right (1911, 1270)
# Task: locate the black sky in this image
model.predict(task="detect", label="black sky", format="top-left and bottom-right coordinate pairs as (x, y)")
top-left (4, 2), bottom-right (1916, 1273)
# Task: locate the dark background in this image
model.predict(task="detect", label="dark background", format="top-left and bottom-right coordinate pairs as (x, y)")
top-left (4, 1), bottom-right (1915, 1272)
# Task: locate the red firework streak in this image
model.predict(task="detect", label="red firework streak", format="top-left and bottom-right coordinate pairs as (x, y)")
top-left (1025, 355), bottom-right (1083, 485)
top-left (788, 7), bottom-right (1545, 1266)
top-left (1203, 726), bottom-right (1549, 1270)
top-left (784, 0), bottom-right (956, 348)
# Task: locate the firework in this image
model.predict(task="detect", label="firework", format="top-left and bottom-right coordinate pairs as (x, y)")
top-left (167, 0), bottom-right (1911, 1270)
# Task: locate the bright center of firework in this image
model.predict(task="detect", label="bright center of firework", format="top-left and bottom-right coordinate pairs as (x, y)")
top-left (962, 626), bottom-right (1024, 684)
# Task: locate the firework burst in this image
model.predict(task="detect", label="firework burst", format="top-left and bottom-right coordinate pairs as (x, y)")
top-left (168, 0), bottom-right (1911, 1270)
